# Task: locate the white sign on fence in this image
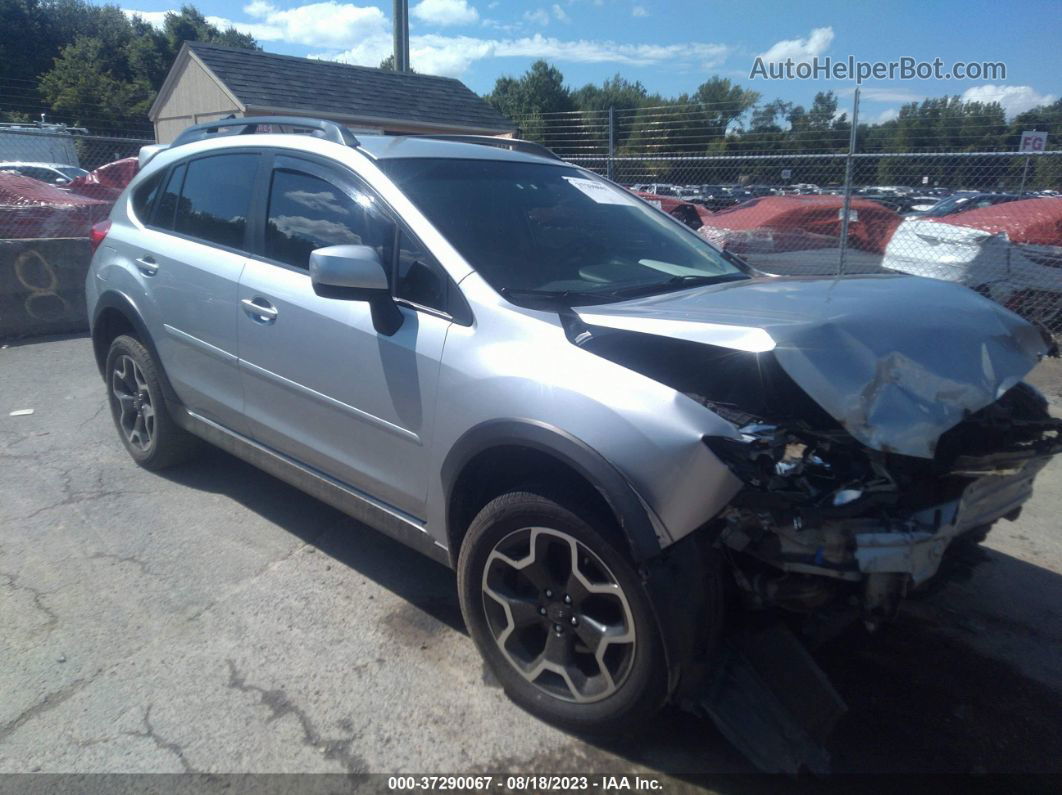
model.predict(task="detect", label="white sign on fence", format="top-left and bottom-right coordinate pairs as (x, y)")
top-left (1019, 131), bottom-right (1048, 152)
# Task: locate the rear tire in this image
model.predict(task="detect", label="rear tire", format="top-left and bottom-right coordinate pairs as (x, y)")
top-left (457, 490), bottom-right (667, 735)
top-left (105, 334), bottom-right (200, 470)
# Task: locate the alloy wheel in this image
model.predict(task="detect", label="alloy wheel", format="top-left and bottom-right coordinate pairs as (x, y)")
top-left (480, 526), bottom-right (637, 704)
top-left (111, 354), bottom-right (155, 452)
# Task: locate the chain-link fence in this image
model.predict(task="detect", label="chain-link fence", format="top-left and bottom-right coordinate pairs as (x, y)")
top-left (514, 102), bottom-right (1062, 332)
top-left (0, 126), bottom-right (152, 337)
top-left (1, 109), bottom-right (1061, 336)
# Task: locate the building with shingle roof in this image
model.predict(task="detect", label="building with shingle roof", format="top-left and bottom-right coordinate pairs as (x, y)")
top-left (148, 41), bottom-right (514, 144)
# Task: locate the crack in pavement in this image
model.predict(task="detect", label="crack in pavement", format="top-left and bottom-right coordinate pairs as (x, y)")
top-left (78, 400), bottom-right (108, 430)
top-left (20, 463), bottom-right (146, 521)
top-left (0, 570), bottom-right (59, 635)
top-left (123, 705), bottom-right (197, 773)
top-left (226, 660), bottom-right (366, 775)
top-left (88, 552), bottom-right (152, 577)
top-left (0, 671), bottom-right (101, 744)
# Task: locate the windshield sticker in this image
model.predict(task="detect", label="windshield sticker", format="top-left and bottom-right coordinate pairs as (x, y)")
top-left (563, 177), bottom-right (639, 206)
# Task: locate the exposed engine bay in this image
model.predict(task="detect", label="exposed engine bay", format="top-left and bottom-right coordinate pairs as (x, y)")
top-left (564, 301), bottom-right (1062, 626)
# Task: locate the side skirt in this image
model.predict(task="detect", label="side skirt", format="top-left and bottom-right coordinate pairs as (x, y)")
top-left (174, 408), bottom-right (452, 568)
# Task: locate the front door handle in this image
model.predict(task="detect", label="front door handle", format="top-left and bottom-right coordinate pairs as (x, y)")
top-left (241, 297), bottom-right (279, 324)
top-left (135, 255), bottom-right (158, 276)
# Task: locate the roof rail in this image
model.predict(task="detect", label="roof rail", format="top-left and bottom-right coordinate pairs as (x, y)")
top-left (422, 134), bottom-right (561, 161)
top-left (171, 116), bottom-right (360, 148)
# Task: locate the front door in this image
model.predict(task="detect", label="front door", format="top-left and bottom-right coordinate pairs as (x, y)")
top-left (236, 155), bottom-right (449, 519)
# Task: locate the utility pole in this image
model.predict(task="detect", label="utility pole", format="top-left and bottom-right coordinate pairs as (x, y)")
top-left (393, 0), bottom-right (410, 72)
top-left (838, 86), bottom-right (860, 276)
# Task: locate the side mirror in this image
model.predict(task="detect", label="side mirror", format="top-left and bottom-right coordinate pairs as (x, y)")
top-left (54, 177), bottom-right (69, 185)
top-left (310, 244), bottom-right (387, 294)
top-left (308, 244), bottom-right (402, 335)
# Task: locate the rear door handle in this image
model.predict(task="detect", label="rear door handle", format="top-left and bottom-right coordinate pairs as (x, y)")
top-left (241, 297), bottom-right (279, 324)
top-left (135, 256), bottom-right (158, 276)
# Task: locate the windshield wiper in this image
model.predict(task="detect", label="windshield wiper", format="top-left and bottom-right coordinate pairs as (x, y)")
top-left (499, 287), bottom-right (613, 304)
top-left (607, 272), bottom-right (747, 299)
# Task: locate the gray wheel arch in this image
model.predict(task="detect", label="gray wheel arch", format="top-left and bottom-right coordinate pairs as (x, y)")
top-left (92, 290), bottom-right (181, 407)
top-left (441, 419), bottom-right (664, 565)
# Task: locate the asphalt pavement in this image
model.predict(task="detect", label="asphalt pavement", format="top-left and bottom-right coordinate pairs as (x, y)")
top-left (1, 335), bottom-right (1060, 783)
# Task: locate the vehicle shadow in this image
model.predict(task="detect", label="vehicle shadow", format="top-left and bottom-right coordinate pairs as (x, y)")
top-left (158, 446), bottom-right (1062, 781)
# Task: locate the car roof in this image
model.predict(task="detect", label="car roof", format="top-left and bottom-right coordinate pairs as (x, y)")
top-left (0, 161), bottom-right (74, 168)
top-left (167, 131), bottom-right (566, 167)
top-left (359, 134), bottom-right (566, 165)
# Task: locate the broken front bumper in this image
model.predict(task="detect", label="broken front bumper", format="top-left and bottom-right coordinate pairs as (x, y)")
top-left (853, 460), bottom-right (1043, 583)
top-left (718, 454), bottom-right (1050, 587)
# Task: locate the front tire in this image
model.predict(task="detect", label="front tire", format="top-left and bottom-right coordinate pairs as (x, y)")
top-left (105, 334), bottom-right (200, 470)
top-left (457, 490), bottom-right (667, 734)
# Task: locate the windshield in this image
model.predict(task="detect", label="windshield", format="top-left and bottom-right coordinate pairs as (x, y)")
top-left (57, 167), bottom-right (88, 179)
top-left (379, 158), bottom-right (747, 305)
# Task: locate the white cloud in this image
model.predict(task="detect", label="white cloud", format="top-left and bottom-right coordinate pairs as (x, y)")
top-left (551, 4), bottom-right (570, 22)
top-left (128, 2), bottom-right (733, 80)
top-left (121, 8), bottom-right (171, 27)
top-left (524, 8), bottom-right (550, 26)
top-left (229, 2), bottom-right (388, 47)
top-left (411, 0), bottom-right (479, 27)
top-left (758, 26), bottom-right (834, 64)
top-left (850, 87), bottom-right (924, 103)
top-left (961, 84), bottom-right (1057, 118)
top-left (632, 5), bottom-right (648, 17)
top-left (872, 107), bottom-right (899, 124)
top-left (325, 32), bottom-right (730, 77)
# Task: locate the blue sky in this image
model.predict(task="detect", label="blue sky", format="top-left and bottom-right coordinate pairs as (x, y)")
top-left (112, 0), bottom-right (1060, 122)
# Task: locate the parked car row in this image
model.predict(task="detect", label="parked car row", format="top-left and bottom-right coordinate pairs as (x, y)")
top-left (0, 158), bottom-right (138, 239)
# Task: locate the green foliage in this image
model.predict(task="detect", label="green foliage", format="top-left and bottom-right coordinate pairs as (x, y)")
top-left (487, 60), bottom-right (575, 120)
top-left (0, 0), bottom-right (259, 131)
top-left (378, 54), bottom-right (415, 73)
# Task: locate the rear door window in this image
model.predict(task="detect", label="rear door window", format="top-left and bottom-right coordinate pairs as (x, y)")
top-left (173, 153), bottom-right (259, 250)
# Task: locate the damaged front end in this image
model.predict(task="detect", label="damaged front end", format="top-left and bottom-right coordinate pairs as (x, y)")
top-left (701, 382), bottom-right (1061, 625)
top-left (570, 275), bottom-right (1060, 625)
top-left (566, 274), bottom-right (1060, 772)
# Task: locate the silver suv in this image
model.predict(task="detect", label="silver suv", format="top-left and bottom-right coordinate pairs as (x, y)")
top-left (86, 117), bottom-right (1061, 763)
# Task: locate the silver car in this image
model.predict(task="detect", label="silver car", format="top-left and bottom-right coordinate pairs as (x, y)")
top-left (86, 117), bottom-right (1061, 768)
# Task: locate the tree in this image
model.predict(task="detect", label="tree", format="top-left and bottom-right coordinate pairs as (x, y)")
top-left (162, 5), bottom-right (257, 54)
top-left (378, 54), bottom-right (415, 73)
top-left (690, 77), bottom-right (760, 139)
top-left (34, 2), bottom-right (259, 129)
top-left (486, 60), bottom-right (574, 120)
top-left (571, 74), bottom-right (648, 113)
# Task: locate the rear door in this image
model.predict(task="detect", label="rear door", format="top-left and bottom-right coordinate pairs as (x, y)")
top-left (236, 153), bottom-right (452, 519)
top-left (137, 151), bottom-right (262, 431)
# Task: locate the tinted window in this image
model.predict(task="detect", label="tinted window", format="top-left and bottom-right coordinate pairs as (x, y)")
top-left (395, 230), bottom-right (447, 311)
top-left (265, 168), bottom-right (392, 270)
top-left (131, 173), bottom-right (163, 222)
top-left (174, 154), bottom-right (258, 249)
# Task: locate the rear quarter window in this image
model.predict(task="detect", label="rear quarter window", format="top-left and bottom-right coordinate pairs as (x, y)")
top-left (131, 173), bottom-right (163, 223)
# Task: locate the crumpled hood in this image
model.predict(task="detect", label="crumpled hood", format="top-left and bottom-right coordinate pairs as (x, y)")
top-left (576, 274), bottom-right (1048, 458)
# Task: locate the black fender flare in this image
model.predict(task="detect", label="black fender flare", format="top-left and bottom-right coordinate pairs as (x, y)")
top-left (91, 290), bottom-right (181, 406)
top-left (441, 419), bottom-right (664, 563)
